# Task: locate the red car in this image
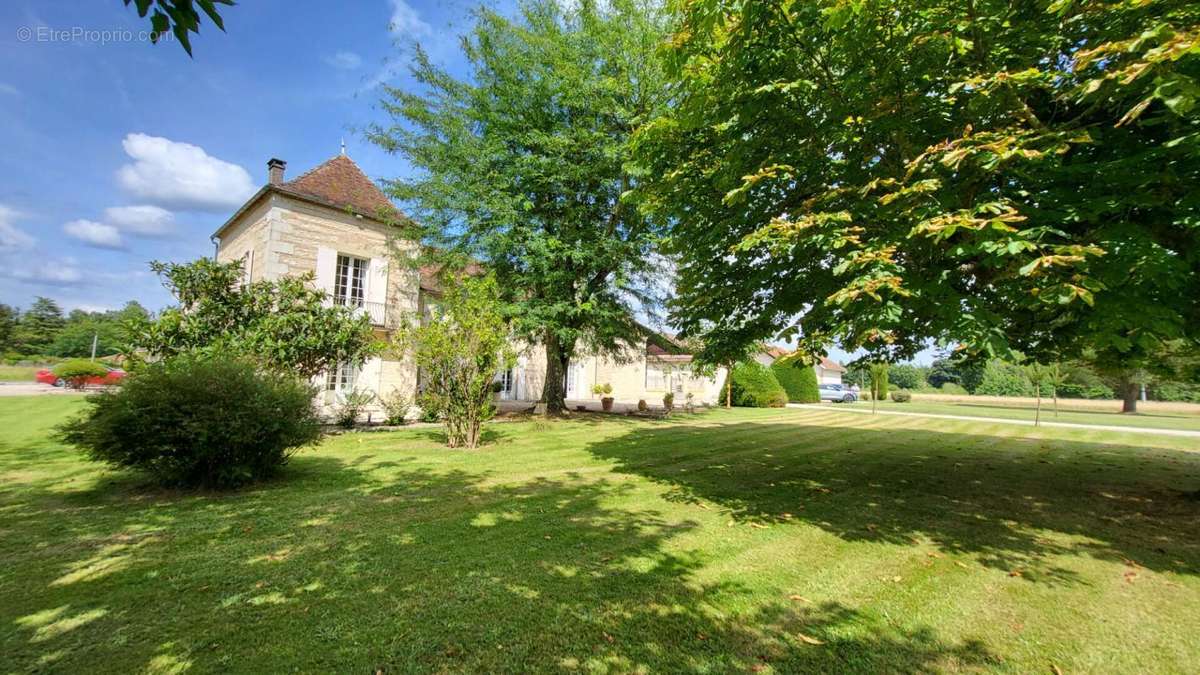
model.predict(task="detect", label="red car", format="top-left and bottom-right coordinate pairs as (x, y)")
top-left (35, 366), bottom-right (127, 387)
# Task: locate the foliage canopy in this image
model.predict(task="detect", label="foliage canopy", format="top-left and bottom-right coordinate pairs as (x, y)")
top-left (126, 259), bottom-right (379, 379)
top-left (638, 0), bottom-right (1200, 370)
top-left (368, 0), bottom-right (669, 412)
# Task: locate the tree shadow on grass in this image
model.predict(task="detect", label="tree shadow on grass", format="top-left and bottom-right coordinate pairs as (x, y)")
top-left (583, 419), bottom-right (1200, 584)
top-left (2, 452), bottom-right (997, 673)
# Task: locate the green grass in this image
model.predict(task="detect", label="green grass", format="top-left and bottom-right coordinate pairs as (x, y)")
top-left (0, 364), bottom-right (42, 382)
top-left (846, 399), bottom-right (1200, 431)
top-left (2, 397), bottom-right (1199, 673)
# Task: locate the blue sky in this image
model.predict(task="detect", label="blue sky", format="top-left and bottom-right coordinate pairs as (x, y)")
top-left (0, 1), bottom-right (933, 365)
top-left (0, 0), bottom-right (487, 313)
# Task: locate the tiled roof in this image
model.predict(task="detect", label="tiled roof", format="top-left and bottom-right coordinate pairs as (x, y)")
top-left (819, 357), bottom-right (847, 372)
top-left (418, 262), bottom-right (486, 293)
top-left (762, 345), bottom-right (790, 359)
top-left (281, 155), bottom-right (399, 220)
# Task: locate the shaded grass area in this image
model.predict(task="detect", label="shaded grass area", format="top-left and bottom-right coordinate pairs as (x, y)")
top-left (844, 398), bottom-right (1200, 431)
top-left (1, 398), bottom-right (1198, 673)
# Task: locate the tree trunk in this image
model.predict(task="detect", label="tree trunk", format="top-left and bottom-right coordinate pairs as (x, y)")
top-left (1034, 389), bottom-right (1041, 427)
top-left (1121, 379), bottom-right (1139, 414)
top-left (541, 331), bottom-right (568, 415)
top-left (725, 363), bottom-right (732, 409)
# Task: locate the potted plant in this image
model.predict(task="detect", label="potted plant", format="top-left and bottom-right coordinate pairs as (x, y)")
top-left (663, 391), bottom-right (674, 412)
top-left (592, 382), bottom-right (615, 412)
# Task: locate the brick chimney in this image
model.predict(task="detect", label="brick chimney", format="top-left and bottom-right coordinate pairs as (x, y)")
top-left (267, 158), bottom-right (286, 185)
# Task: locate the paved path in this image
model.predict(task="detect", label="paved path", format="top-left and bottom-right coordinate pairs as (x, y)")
top-left (0, 382), bottom-right (91, 397)
top-left (786, 403), bottom-right (1200, 439)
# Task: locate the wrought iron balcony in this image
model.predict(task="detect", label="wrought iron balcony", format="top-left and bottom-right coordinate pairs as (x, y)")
top-left (328, 295), bottom-right (386, 326)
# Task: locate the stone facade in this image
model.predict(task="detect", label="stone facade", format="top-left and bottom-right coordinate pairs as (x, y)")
top-left (213, 155), bottom-right (733, 416)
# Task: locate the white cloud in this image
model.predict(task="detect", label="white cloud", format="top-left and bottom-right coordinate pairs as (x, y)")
top-left (116, 133), bottom-right (256, 212)
top-left (1, 259), bottom-right (84, 286)
top-left (389, 0), bottom-right (431, 36)
top-left (0, 205), bottom-right (35, 253)
top-left (64, 219), bottom-right (124, 249)
top-left (104, 205), bottom-right (175, 237)
top-left (325, 51), bottom-right (363, 70)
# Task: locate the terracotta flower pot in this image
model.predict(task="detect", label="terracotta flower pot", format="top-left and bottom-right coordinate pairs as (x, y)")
top-left (601, 396), bottom-right (614, 412)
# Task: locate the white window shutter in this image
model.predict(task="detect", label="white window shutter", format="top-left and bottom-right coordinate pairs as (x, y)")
top-left (316, 246), bottom-right (336, 294)
top-left (242, 250), bottom-right (253, 286)
top-left (367, 257), bottom-right (389, 305)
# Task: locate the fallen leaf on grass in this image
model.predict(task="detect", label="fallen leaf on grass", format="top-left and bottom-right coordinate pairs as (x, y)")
top-left (749, 522), bottom-right (768, 530)
top-left (788, 595), bottom-right (810, 603)
top-left (954, 561), bottom-right (970, 569)
top-left (695, 502), bottom-right (709, 510)
top-left (603, 632), bottom-right (614, 644)
top-left (1124, 571), bottom-right (1138, 584)
top-left (1051, 664), bottom-right (1064, 675)
top-left (796, 633), bottom-right (824, 646)
top-left (1008, 570), bottom-right (1023, 578)
top-left (891, 575), bottom-right (902, 583)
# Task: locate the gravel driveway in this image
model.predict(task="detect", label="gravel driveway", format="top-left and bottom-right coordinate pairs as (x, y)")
top-left (0, 382), bottom-right (94, 397)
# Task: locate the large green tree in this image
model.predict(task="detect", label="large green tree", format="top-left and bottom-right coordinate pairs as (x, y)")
top-left (15, 297), bottom-right (65, 354)
top-left (368, 0), bottom-right (668, 413)
top-left (127, 259), bottom-right (380, 379)
top-left (0, 304), bottom-right (16, 352)
top-left (638, 0), bottom-right (1200, 378)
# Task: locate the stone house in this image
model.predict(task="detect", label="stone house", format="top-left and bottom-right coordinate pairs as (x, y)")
top-left (212, 154), bottom-right (727, 416)
top-left (755, 345), bottom-right (847, 386)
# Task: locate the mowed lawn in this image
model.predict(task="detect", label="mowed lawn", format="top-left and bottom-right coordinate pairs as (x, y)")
top-left (2, 397), bottom-right (1199, 673)
top-left (0, 365), bottom-right (42, 382)
top-left (842, 398), bottom-right (1200, 432)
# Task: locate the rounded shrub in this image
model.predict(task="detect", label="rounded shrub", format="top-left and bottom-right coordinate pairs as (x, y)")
top-left (771, 355), bottom-right (820, 403)
top-left (937, 382), bottom-right (968, 395)
top-left (730, 361), bottom-right (788, 408)
top-left (890, 389), bottom-right (912, 403)
top-left (52, 359), bottom-right (109, 389)
top-left (58, 356), bottom-right (321, 488)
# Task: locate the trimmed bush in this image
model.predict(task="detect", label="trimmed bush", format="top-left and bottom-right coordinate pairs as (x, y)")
top-left (58, 356), bottom-right (321, 488)
top-left (890, 389), bottom-right (912, 403)
top-left (730, 361), bottom-right (788, 408)
top-left (976, 360), bottom-right (1034, 397)
top-left (869, 363), bottom-right (890, 401)
top-left (772, 355), bottom-right (820, 403)
top-left (938, 382), bottom-right (968, 395)
top-left (52, 359), bottom-right (109, 389)
top-left (1057, 383), bottom-right (1114, 399)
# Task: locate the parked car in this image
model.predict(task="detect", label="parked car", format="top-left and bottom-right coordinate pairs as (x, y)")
top-left (818, 383), bottom-right (857, 403)
top-left (35, 365), bottom-right (127, 388)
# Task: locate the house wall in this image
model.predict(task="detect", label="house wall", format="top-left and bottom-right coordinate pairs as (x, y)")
top-left (214, 198), bottom-right (273, 283)
top-left (216, 194), bottom-right (423, 419)
top-left (214, 193), bottom-right (728, 415)
top-left (816, 366), bottom-right (843, 385)
top-left (515, 339), bottom-right (727, 407)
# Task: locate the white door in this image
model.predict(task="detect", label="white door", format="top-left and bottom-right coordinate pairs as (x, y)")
top-left (498, 368), bottom-right (514, 400)
top-left (565, 360), bottom-right (578, 398)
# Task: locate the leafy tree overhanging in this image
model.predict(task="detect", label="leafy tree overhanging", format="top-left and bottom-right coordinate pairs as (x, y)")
top-left (367, 0), bottom-right (669, 413)
top-left (637, 0), bottom-right (1200, 375)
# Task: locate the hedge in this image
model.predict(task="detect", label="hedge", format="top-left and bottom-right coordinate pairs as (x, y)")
top-left (772, 355), bottom-right (820, 403)
top-left (728, 361), bottom-right (788, 408)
